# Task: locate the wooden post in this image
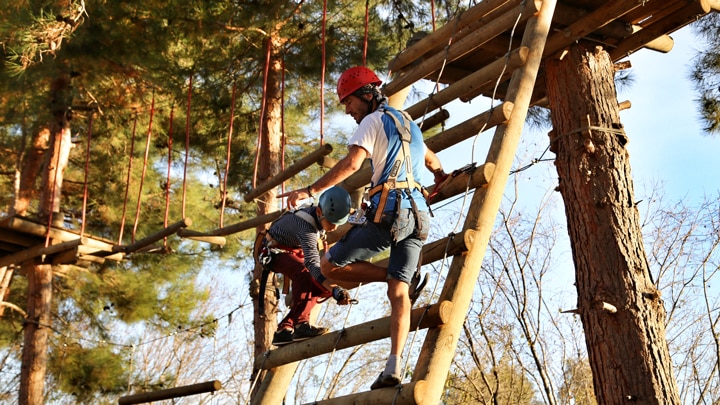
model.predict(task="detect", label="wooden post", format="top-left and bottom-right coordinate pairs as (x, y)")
top-left (411, 0), bottom-right (556, 403)
top-left (118, 380), bottom-right (222, 405)
top-left (244, 143), bottom-right (333, 203)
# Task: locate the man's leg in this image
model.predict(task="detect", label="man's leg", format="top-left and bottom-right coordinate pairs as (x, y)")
top-left (320, 256), bottom-right (387, 284)
top-left (386, 278), bottom-right (410, 373)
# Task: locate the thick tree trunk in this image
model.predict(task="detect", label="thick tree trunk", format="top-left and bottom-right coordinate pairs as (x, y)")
top-left (544, 44), bottom-right (680, 404)
top-left (19, 74), bottom-right (73, 405)
top-left (13, 128), bottom-right (50, 216)
top-left (251, 35), bottom-right (284, 396)
top-left (18, 260), bottom-right (52, 405)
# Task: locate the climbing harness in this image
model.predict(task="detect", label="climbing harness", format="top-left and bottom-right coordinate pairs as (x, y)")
top-left (254, 208), bottom-right (326, 313)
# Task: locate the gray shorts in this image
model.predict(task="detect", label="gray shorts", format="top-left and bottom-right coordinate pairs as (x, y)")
top-left (326, 208), bottom-right (429, 284)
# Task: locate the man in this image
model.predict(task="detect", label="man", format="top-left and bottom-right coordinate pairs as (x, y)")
top-left (281, 66), bottom-right (447, 389)
top-left (258, 186), bottom-right (355, 346)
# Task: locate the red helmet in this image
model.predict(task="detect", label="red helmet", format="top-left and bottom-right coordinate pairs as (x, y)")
top-left (337, 66), bottom-right (382, 102)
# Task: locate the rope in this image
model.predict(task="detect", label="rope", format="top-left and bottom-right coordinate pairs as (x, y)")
top-left (320, 0), bottom-right (328, 145)
top-left (363, 0), bottom-right (370, 66)
top-left (220, 81), bottom-right (237, 228)
top-left (118, 112), bottom-right (138, 245)
top-left (253, 39), bottom-right (273, 188)
top-left (80, 113), bottom-right (93, 237)
top-left (132, 91), bottom-right (156, 244)
top-left (182, 74), bottom-right (193, 219)
top-left (163, 104), bottom-right (175, 247)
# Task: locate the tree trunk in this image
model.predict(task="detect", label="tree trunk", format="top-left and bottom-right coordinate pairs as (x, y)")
top-left (13, 127), bottom-right (50, 216)
top-left (544, 44), bottom-right (680, 404)
top-left (19, 74), bottom-right (73, 405)
top-left (18, 260), bottom-right (52, 405)
top-left (251, 34), bottom-right (284, 396)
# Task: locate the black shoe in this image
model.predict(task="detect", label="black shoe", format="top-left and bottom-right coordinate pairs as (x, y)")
top-left (409, 271), bottom-right (428, 304)
top-left (272, 328), bottom-right (294, 346)
top-left (292, 322), bottom-right (328, 342)
top-left (370, 372), bottom-right (401, 390)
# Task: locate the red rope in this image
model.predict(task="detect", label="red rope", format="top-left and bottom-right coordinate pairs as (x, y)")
top-left (320, 0), bottom-right (328, 145)
top-left (118, 112), bottom-right (138, 245)
top-left (132, 92), bottom-right (156, 244)
top-left (363, 0), bottom-right (370, 66)
top-left (80, 113), bottom-right (94, 237)
top-left (182, 74), bottom-right (193, 219)
top-left (163, 105), bottom-right (174, 246)
top-left (252, 39), bottom-right (273, 188)
top-left (431, 0), bottom-right (436, 31)
top-left (220, 82), bottom-right (237, 227)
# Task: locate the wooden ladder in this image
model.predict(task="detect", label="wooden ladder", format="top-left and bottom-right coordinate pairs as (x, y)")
top-left (252, 0), bottom-right (557, 403)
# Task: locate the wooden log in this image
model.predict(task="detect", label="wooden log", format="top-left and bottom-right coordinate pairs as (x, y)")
top-left (257, 300), bottom-right (452, 370)
top-left (244, 143), bottom-right (334, 203)
top-left (384, 0), bottom-right (539, 97)
top-left (113, 218), bottom-right (191, 253)
top-left (427, 162), bottom-right (496, 205)
top-left (543, 0), bottom-right (650, 60)
top-left (118, 380), bottom-right (222, 405)
top-left (404, 47), bottom-right (527, 119)
top-left (175, 229), bottom-right (227, 246)
top-left (2, 216), bottom-right (118, 256)
top-left (418, 109), bottom-right (450, 132)
top-left (213, 211), bottom-right (283, 236)
top-left (609, 0), bottom-right (711, 60)
top-left (553, 2), bottom-right (633, 39)
top-left (425, 103), bottom-right (513, 152)
top-left (0, 238), bottom-right (85, 269)
top-left (306, 380), bottom-right (427, 405)
top-left (387, 0), bottom-right (518, 73)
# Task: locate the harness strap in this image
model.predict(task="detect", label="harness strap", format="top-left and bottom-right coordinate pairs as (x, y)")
top-left (372, 107), bottom-right (426, 223)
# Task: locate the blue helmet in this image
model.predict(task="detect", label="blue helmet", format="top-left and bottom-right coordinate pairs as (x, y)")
top-left (318, 186), bottom-right (352, 225)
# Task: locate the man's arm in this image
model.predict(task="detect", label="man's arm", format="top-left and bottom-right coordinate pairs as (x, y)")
top-left (424, 148), bottom-right (447, 183)
top-left (279, 145), bottom-right (369, 208)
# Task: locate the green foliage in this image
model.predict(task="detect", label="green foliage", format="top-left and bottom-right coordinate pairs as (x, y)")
top-left (49, 343), bottom-right (129, 404)
top-left (691, 13), bottom-right (720, 134)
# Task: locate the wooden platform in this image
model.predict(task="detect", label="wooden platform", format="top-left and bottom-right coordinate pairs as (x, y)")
top-left (383, 0), bottom-right (716, 105)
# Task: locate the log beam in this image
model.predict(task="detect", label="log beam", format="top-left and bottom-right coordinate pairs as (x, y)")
top-left (0, 238), bottom-right (85, 269)
top-left (118, 380), bottom-right (222, 405)
top-left (256, 300), bottom-right (452, 370)
top-left (387, 0), bottom-right (519, 74)
top-left (306, 380), bottom-right (427, 405)
top-left (404, 47), bottom-right (527, 119)
top-left (385, 0), bottom-right (539, 97)
top-left (244, 143), bottom-right (333, 203)
top-left (113, 218), bottom-right (191, 253)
